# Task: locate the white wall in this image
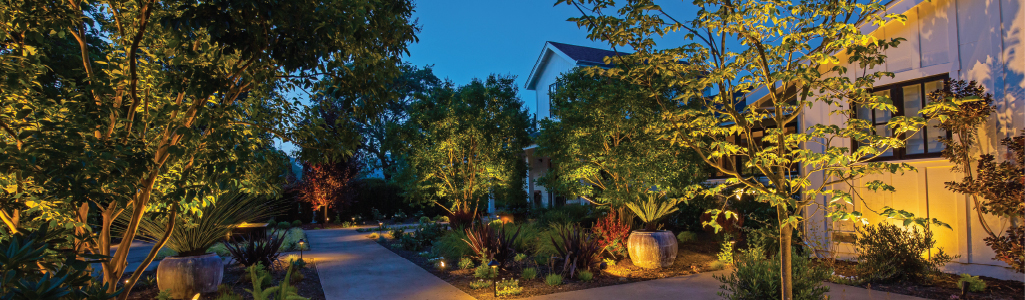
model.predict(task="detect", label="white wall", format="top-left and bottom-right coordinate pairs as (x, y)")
top-left (534, 51), bottom-right (577, 120)
top-left (803, 0), bottom-right (1024, 281)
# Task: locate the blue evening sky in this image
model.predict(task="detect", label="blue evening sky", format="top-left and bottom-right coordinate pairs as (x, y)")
top-left (277, 0), bottom-right (697, 155)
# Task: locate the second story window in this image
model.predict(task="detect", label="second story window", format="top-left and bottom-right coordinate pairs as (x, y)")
top-left (548, 82), bottom-right (561, 96)
top-left (855, 74), bottom-right (949, 160)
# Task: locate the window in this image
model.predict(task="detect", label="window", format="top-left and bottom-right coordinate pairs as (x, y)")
top-left (855, 74), bottom-right (948, 160)
top-left (548, 82), bottom-right (562, 96)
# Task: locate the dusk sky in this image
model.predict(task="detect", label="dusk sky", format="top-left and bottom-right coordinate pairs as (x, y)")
top-left (278, 0), bottom-right (697, 154)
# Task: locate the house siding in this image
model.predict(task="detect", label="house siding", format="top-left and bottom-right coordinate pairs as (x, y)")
top-left (802, 0), bottom-right (1024, 280)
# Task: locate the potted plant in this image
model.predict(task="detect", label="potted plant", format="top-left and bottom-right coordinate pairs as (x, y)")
top-left (131, 192), bottom-right (279, 299)
top-left (625, 191), bottom-right (685, 269)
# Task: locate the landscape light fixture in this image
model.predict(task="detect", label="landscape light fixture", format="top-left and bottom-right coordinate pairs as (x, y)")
top-left (192, 294), bottom-right (201, 300)
top-left (488, 260), bottom-right (500, 297)
top-left (440, 261), bottom-right (446, 269)
top-left (298, 239), bottom-right (306, 259)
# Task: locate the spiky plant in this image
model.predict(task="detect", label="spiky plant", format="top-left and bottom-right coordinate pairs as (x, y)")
top-left (625, 191), bottom-right (686, 231)
top-left (131, 192), bottom-right (282, 257)
top-left (462, 221), bottom-right (521, 268)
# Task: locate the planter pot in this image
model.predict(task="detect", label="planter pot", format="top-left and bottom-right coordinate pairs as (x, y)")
top-left (627, 230), bottom-right (678, 269)
top-left (156, 253), bottom-right (223, 299)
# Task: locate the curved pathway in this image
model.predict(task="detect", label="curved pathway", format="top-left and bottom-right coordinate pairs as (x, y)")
top-left (305, 227), bottom-right (474, 300)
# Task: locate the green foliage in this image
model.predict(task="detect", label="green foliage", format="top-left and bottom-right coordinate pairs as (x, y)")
top-left (577, 270), bottom-right (594, 282)
top-left (463, 222), bottom-right (521, 267)
top-left (717, 238), bottom-right (736, 266)
top-left (292, 220), bottom-right (302, 228)
top-left (278, 222), bottom-right (293, 230)
top-left (0, 223), bottom-right (119, 300)
top-left (156, 290), bottom-right (173, 300)
top-left (521, 268), bottom-right (538, 280)
top-left (957, 274), bottom-right (986, 292)
top-left (282, 255), bottom-right (307, 270)
top-left (473, 264), bottom-right (497, 279)
top-left (544, 274), bottom-right (563, 286)
top-left (393, 75), bottom-right (532, 214)
top-left (468, 280), bottom-right (491, 290)
top-left (154, 248), bottom-right (178, 260)
top-left (496, 278), bottom-right (523, 296)
top-left (853, 223), bottom-right (954, 283)
top-left (514, 253), bottom-right (528, 262)
top-left (459, 257), bottom-right (475, 270)
top-left (225, 229), bottom-right (285, 268)
top-left (535, 205), bottom-right (592, 227)
top-left (676, 231), bottom-right (697, 244)
top-left (433, 231), bottom-right (473, 262)
top-left (626, 191), bottom-right (687, 231)
top-left (242, 263), bottom-right (273, 288)
top-left (390, 228), bottom-right (405, 240)
top-left (547, 224), bottom-right (603, 272)
top-left (368, 232), bottom-right (380, 240)
top-left (280, 228), bottom-right (309, 251)
top-left (419, 216), bottom-right (431, 224)
top-left (536, 69), bottom-right (705, 209)
top-left (715, 249), bottom-right (831, 300)
top-left (246, 261), bottom-right (309, 300)
top-left (214, 285), bottom-right (243, 300)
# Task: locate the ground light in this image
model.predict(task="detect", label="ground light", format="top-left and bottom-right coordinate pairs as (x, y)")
top-left (298, 239), bottom-right (306, 259)
top-left (488, 260), bottom-right (499, 297)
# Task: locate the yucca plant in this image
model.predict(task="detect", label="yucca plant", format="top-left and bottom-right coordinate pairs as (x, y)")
top-left (225, 228), bottom-right (287, 267)
top-left (130, 192), bottom-right (282, 257)
top-left (625, 191), bottom-right (686, 231)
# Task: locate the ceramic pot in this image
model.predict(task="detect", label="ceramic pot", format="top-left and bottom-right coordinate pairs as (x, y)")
top-left (156, 253), bottom-right (223, 299)
top-left (627, 230), bottom-right (678, 269)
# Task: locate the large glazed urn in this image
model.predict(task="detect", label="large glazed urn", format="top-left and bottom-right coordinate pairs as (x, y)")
top-left (156, 253), bottom-right (223, 299)
top-left (627, 230), bottom-right (678, 269)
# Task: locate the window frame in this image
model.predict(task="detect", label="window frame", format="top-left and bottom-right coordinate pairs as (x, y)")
top-left (854, 74), bottom-right (951, 161)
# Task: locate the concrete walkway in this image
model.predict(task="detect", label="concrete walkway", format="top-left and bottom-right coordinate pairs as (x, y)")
top-left (307, 226), bottom-right (926, 300)
top-left (520, 270), bottom-right (928, 300)
top-left (305, 227), bottom-right (474, 300)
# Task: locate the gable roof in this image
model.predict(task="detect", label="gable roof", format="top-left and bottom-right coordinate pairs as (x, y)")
top-left (525, 41), bottom-right (629, 90)
top-left (547, 41), bottom-right (623, 66)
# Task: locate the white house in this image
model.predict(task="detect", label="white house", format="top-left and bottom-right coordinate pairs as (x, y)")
top-left (524, 0), bottom-right (1023, 280)
top-left (795, 0), bottom-right (1023, 280)
top-left (522, 41), bottom-right (627, 208)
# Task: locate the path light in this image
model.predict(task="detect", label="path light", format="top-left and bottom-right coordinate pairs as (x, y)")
top-left (488, 260), bottom-right (499, 297)
top-left (298, 239), bottom-right (306, 259)
top-left (191, 294), bottom-right (200, 300)
top-left (440, 261), bottom-right (445, 269)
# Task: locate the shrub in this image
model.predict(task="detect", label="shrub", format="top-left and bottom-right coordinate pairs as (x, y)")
top-left (537, 205), bottom-right (591, 227)
top-left (853, 223), bottom-right (954, 283)
top-left (957, 274), bottom-right (986, 292)
top-left (208, 243), bottom-right (231, 257)
top-left (717, 237), bottom-right (736, 266)
top-left (225, 228), bottom-right (286, 267)
top-left (241, 262), bottom-right (273, 287)
top-left (577, 270), bottom-right (594, 282)
top-left (545, 274), bottom-right (563, 286)
top-left (715, 248), bottom-right (830, 300)
top-left (709, 260), bottom-right (727, 270)
top-left (400, 234), bottom-right (422, 251)
top-left (133, 192), bottom-right (280, 257)
top-left (548, 224), bottom-right (602, 273)
top-left (156, 289), bottom-right (173, 300)
top-left (418, 216), bottom-right (431, 224)
top-left (390, 228), bottom-right (405, 240)
top-left (496, 278), bottom-right (523, 296)
top-left (434, 215), bottom-right (450, 222)
top-left (514, 253), bottom-right (527, 262)
top-left (594, 210), bottom-right (631, 259)
top-left (292, 220), bottom-right (302, 227)
top-left (459, 257), bottom-right (475, 270)
top-left (0, 223), bottom-right (119, 299)
top-left (464, 221), bottom-right (521, 267)
top-left (469, 279), bottom-right (491, 290)
top-left (282, 255), bottom-right (307, 270)
top-left (677, 231), bottom-right (697, 244)
top-left (474, 263), bottom-right (497, 279)
top-left (279, 228), bottom-right (308, 251)
top-left (390, 243), bottom-right (402, 249)
top-left (368, 232), bottom-right (380, 239)
top-left (433, 230), bottom-right (472, 261)
top-left (278, 221), bottom-right (291, 230)
top-left (521, 267), bottom-right (538, 280)
top-left (504, 222), bottom-right (542, 253)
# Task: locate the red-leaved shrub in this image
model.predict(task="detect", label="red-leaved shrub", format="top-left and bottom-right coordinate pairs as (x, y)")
top-left (594, 210), bottom-right (631, 259)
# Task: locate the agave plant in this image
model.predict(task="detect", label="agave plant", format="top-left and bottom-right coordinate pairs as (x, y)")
top-left (625, 191), bottom-right (686, 231)
top-left (130, 192), bottom-right (282, 257)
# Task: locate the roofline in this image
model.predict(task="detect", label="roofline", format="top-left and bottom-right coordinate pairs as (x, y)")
top-left (526, 42), bottom-right (579, 90)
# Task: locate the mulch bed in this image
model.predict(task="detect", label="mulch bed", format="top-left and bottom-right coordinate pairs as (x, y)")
top-left (820, 259), bottom-right (1024, 300)
top-left (374, 234), bottom-right (721, 299)
top-left (124, 255), bottom-right (326, 300)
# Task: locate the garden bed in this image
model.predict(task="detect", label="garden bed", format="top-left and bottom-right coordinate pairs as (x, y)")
top-left (821, 259), bottom-right (1024, 300)
top-left (124, 255), bottom-right (325, 300)
top-left (374, 233), bottom-right (721, 299)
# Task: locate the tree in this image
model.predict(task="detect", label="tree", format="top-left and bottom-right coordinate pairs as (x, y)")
top-left (924, 80), bottom-right (1024, 272)
top-left (559, 0), bottom-right (949, 298)
top-left (300, 154), bottom-right (363, 225)
top-left (536, 68), bottom-right (705, 220)
top-left (394, 75), bottom-right (532, 216)
top-left (0, 0), bottom-right (417, 297)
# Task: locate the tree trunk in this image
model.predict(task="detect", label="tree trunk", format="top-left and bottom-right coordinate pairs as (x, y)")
top-left (778, 206), bottom-right (793, 300)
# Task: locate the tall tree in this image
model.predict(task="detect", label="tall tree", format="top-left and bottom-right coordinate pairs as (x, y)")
top-left (559, 0), bottom-right (949, 298)
top-left (537, 68), bottom-right (706, 218)
top-left (394, 75), bottom-right (532, 215)
top-left (0, 0), bottom-right (417, 296)
top-left (300, 154), bottom-right (363, 225)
